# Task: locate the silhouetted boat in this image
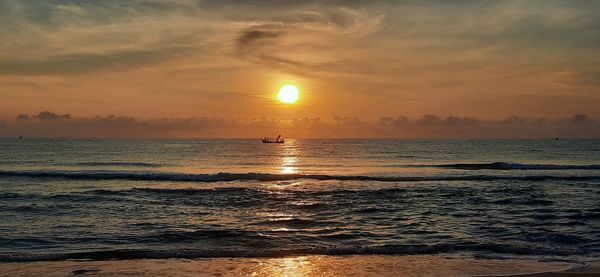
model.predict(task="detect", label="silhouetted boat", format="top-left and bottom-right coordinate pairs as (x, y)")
top-left (261, 135), bottom-right (284, 143)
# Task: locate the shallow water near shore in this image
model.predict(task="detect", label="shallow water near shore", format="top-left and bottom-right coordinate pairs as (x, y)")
top-left (0, 255), bottom-right (584, 277)
top-left (1, 139), bottom-right (599, 264)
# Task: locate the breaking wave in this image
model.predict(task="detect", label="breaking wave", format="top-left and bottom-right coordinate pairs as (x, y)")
top-left (0, 243), bottom-right (585, 262)
top-left (420, 162), bottom-right (600, 170)
top-left (75, 162), bottom-right (163, 167)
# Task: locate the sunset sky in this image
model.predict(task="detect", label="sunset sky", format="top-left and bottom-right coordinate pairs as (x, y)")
top-left (1, 0), bottom-right (599, 138)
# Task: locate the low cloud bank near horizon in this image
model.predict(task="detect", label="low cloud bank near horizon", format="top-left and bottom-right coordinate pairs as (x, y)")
top-left (1, 111), bottom-right (599, 139)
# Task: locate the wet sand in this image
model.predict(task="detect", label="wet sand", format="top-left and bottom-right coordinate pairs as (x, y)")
top-left (1, 255), bottom-right (596, 277)
top-left (509, 260), bottom-right (600, 277)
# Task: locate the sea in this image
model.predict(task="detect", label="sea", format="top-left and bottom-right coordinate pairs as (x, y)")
top-left (0, 139), bottom-right (599, 263)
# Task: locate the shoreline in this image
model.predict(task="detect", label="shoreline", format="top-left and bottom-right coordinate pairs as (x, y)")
top-left (507, 260), bottom-right (600, 277)
top-left (1, 255), bottom-right (597, 277)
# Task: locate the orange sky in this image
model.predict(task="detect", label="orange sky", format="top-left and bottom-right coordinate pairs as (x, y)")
top-left (1, 0), bottom-right (599, 138)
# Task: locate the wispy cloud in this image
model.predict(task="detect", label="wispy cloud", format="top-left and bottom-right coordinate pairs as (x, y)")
top-left (0, 0), bottom-right (599, 123)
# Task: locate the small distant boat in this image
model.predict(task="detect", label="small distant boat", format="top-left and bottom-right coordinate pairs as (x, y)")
top-left (261, 134), bottom-right (284, 144)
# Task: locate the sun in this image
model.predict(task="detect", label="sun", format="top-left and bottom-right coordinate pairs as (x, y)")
top-left (277, 84), bottom-right (300, 104)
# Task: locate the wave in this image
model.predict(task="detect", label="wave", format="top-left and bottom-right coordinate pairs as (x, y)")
top-left (0, 161), bottom-right (164, 167)
top-left (0, 170), bottom-right (599, 183)
top-left (0, 243), bottom-right (585, 262)
top-left (433, 162), bottom-right (600, 170)
top-left (75, 162), bottom-right (163, 167)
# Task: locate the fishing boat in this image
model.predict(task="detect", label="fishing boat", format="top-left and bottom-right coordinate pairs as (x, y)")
top-left (261, 134), bottom-right (284, 144)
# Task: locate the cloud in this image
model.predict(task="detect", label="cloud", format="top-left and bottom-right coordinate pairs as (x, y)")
top-left (0, 0), bottom-right (213, 75)
top-left (569, 114), bottom-right (594, 125)
top-left (236, 30), bottom-right (281, 50)
top-left (197, 0), bottom-right (379, 9)
top-left (17, 111), bottom-right (72, 121)
top-left (16, 114), bottom-right (30, 121)
top-left (0, 0), bottom-right (599, 123)
top-left (2, 0), bottom-right (598, 83)
top-left (230, 8), bottom-right (383, 74)
top-left (35, 111), bottom-right (72, 120)
top-left (0, 50), bottom-right (176, 75)
top-left (2, 111), bottom-right (599, 138)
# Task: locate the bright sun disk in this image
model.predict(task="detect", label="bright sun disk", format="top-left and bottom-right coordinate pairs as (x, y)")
top-left (277, 84), bottom-right (300, 104)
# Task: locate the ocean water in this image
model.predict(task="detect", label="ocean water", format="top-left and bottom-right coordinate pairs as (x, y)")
top-left (0, 139), bottom-right (599, 262)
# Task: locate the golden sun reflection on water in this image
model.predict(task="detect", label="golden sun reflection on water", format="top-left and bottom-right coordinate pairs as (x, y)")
top-left (279, 140), bottom-right (299, 174)
top-left (253, 256), bottom-right (316, 277)
top-left (254, 141), bottom-right (320, 277)
top-left (281, 156), bottom-right (297, 174)
top-left (0, 255), bottom-right (576, 277)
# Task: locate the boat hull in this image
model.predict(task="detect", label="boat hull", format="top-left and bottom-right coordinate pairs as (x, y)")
top-left (261, 139), bottom-right (284, 143)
